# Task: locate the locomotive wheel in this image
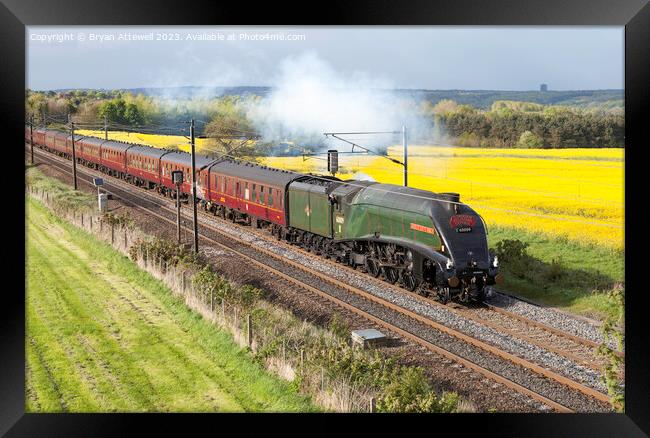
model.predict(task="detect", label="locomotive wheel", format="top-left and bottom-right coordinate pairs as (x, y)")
top-left (383, 267), bottom-right (399, 284)
top-left (402, 272), bottom-right (420, 291)
top-left (365, 259), bottom-right (381, 277)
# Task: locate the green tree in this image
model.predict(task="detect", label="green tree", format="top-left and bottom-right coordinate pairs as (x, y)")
top-left (516, 130), bottom-right (544, 148)
top-left (124, 103), bottom-right (144, 125)
top-left (204, 96), bottom-right (270, 159)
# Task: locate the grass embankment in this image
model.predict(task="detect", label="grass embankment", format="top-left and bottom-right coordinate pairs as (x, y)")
top-left (488, 226), bottom-right (624, 321)
top-left (26, 196), bottom-right (315, 412)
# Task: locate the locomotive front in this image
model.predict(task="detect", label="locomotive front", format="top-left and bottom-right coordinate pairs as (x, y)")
top-left (427, 192), bottom-right (502, 302)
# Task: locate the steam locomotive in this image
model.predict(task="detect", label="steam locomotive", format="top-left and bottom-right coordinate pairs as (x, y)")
top-left (26, 127), bottom-right (502, 303)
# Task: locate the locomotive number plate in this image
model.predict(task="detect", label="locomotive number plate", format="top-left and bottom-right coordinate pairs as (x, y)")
top-left (455, 226), bottom-right (472, 233)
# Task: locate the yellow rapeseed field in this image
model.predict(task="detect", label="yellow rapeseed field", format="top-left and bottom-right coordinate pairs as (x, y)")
top-left (76, 130), bottom-right (213, 153)
top-left (264, 146), bottom-right (624, 249)
top-left (76, 130), bottom-right (624, 249)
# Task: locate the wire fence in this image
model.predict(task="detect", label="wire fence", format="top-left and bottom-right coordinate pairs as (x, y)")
top-left (26, 184), bottom-right (379, 413)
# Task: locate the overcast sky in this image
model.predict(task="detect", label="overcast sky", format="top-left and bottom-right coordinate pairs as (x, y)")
top-left (26, 26), bottom-right (624, 91)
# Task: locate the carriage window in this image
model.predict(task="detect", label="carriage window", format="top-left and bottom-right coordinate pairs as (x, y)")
top-left (252, 184), bottom-right (256, 202)
top-left (268, 189), bottom-right (273, 207)
top-left (260, 186), bottom-right (264, 205)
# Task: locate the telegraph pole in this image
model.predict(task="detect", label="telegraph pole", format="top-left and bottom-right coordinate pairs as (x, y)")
top-left (29, 114), bottom-right (34, 164)
top-left (402, 125), bottom-right (408, 187)
top-left (69, 114), bottom-right (78, 190)
top-left (104, 115), bottom-right (108, 140)
top-left (190, 119), bottom-right (199, 253)
top-left (171, 170), bottom-right (183, 244)
top-left (177, 181), bottom-right (182, 244)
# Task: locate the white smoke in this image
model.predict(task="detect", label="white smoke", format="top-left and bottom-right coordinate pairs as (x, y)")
top-left (246, 52), bottom-right (435, 149)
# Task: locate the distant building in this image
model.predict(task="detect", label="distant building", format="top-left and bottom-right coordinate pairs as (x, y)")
top-left (540, 83), bottom-right (548, 92)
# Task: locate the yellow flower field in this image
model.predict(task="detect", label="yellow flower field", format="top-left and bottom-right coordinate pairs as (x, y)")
top-left (76, 131), bottom-right (624, 249)
top-left (263, 146), bottom-right (624, 250)
top-left (75, 130), bottom-right (213, 153)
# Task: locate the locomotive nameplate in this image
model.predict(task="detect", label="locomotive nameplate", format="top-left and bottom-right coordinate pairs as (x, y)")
top-left (455, 226), bottom-right (473, 233)
top-left (450, 214), bottom-right (477, 228)
top-left (410, 223), bottom-right (436, 235)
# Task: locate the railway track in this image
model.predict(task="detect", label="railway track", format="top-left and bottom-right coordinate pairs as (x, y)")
top-left (244, 223), bottom-right (620, 371)
top-left (27, 147), bottom-right (615, 412)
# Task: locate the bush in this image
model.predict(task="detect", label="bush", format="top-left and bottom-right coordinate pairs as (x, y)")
top-left (128, 237), bottom-right (200, 268)
top-left (376, 367), bottom-right (458, 413)
top-left (494, 239), bottom-right (534, 279)
top-left (517, 130), bottom-right (544, 148)
top-left (328, 313), bottom-right (350, 340)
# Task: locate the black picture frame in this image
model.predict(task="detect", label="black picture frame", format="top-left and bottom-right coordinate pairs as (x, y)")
top-left (2, 0), bottom-right (648, 436)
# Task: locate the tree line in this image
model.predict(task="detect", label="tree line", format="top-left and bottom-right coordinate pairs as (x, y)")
top-left (423, 99), bottom-right (624, 148)
top-left (26, 90), bottom-right (625, 150)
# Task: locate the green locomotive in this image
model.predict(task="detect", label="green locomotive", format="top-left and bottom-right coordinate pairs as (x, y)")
top-left (282, 176), bottom-right (502, 303)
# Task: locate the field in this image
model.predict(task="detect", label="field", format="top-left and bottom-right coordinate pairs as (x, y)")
top-left (263, 146), bottom-right (624, 250)
top-left (76, 130), bottom-right (213, 154)
top-left (25, 197), bottom-right (315, 412)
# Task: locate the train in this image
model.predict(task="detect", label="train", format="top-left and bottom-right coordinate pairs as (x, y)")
top-left (26, 127), bottom-right (503, 303)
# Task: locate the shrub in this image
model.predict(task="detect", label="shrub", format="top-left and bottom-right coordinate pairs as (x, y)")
top-left (596, 285), bottom-right (625, 412)
top-left (328, 313), bottom-right (350, 340)
top-left (517, 130), bottom-right (544, 148)
top-left (494, 239), bottom-right (534, 279)
top-left (376, 367), bottom-right (458, 413)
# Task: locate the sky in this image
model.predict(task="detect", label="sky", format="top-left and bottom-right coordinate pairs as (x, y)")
top-left (26, 26), bottom-right (624, 91)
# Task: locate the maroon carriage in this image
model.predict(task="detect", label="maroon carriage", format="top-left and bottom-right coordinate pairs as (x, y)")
top-left (100, 140), bottom-right (134, 176)
top-left (160, 151), bottom-right (216, 198)
top-left (76, 136), bottom-right (104, 167)
top-left (206, 159), bottom-right (299, 227)
top-left (125, 145), bottom-right (172, 188)
top-left (45, 130), bottom-right (68, 155)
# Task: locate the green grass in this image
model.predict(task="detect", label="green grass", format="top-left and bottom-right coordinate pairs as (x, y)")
top-left (26, 197), bottom-right (316, 412)
top-left (26, 164), bottom-right (95, 212)
top-left (488, 225), bottom-right (624, 321)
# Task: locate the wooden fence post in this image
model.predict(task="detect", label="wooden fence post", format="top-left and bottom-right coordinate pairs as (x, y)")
top-left (321, 367), bottom-right (325, 391)
top-left (222, 298), bottom-right (225, 318)
top-left (81, 213), bottom-right (84, 227)
top-left (247, 314), bottom-right (252, 348)
top-left (300, 349), bottom-right (305, 373)
top-left (111, 223), bottom-right (114, 244)
top-left (181, 271), bottom-right (186, 292)
top-left (124, 228), bottom-right (128, 248)
top-left (369, 397), bottom-right (376, 413)
top-left (210, 288), bottom-right (215, 312)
